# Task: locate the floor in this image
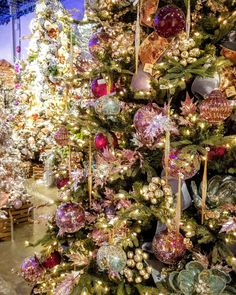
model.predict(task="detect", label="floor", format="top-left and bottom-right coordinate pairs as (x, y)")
top-left (0, 180), bottom-right (58, 295)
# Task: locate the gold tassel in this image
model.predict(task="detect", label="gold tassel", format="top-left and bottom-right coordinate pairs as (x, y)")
top-left (88, 139), bottom-right (93, 208)
top-left (201, 147), bottom-right (209, 224)
top-left (176, 173), bottom-right (183, 236)
top-left (70, 28), bottom-right (73, 75)
top-left (186, 0), bottom-right (191, 39)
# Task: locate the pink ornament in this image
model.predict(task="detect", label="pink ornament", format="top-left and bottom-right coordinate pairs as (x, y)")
top-left (21, 256), bottom-right (45, 283)
top-left (152, 231), bottom-right (186, 264)
top-left (91, 78), bottom-right (116, 98)
top-left (95, 133), bottom-right (109, 150)
top-left (154, 5), bottom-right (186, 38)
top-left (13, 199), bottom-right (23, 209)
top-left (56, 202), bottom-right (85, 235)
top-left (54, 126), bottom-right (69, 146)
top-left (131, 66), bottom-right (151, 92)
top-left (16, 46), bottom-right (21, 53)
top-left (134, 103), bottom-right (162, 145)
top-left (163, 147), bottom-right (201, 180)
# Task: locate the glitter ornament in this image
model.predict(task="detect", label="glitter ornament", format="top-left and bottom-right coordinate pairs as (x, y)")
top-left (94, 133), bottom-right (109, 150)
top-left (42, 251), bottom-right (61, 269)
top-left (164, 147), bottom-right (201, 180)
top-left (55, 202), bottom-right (85, 235)
top-left (88, 32), bottom-right (109, 58)
top-left (131, 66), bottom-right (151, 92)
top-left (199, 90), bottom-right (233, 124)
top-left (54, 126), bottom-right (69, 146)
top-left (95, 95), bottom-right (121, 117)
top-left (21, 256), bottom-right (45, 283)
top-left (91, 78), bottom-right (116, 98)
top-left (154, 5), bottom-right (186, 38)
top-left (152, 231), bottom-right (186, 264)
top-left (97, 245), bottom-right (127, 273)
top-left (56, 177), bottom-right (69, 189)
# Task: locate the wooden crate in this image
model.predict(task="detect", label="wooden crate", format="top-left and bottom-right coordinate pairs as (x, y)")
top-left (0, 217), bottom-right (11, 241)
top-left (32, 164), bottom-right (44, 180)
top-left (6, 202), bottom-right (33, 225)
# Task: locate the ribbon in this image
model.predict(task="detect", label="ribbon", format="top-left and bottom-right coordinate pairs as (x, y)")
top-left (201, 148), bottom-right (209, 224)
top-left (186, 0), bottom-right (191, 39)
top-left (164, 98), bottom-right (172, 183)
top-left (176, 173), bottom-right (183, 235)
top-left (88, 139), bottom-right (93, 208)
top-left (135, 1), bottom-right (140, 74)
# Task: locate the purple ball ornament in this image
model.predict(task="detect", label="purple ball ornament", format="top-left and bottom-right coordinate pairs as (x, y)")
top-left (154, 5), bottom-right (186, 38)
top-left (55, 202), bottom-right (85, 235)
top-left (21, 256), bottom-right (45, 283)
top-left (131, 66), bottom-right (151, 92)
top-left (13, 199), bottom-right (23, 209)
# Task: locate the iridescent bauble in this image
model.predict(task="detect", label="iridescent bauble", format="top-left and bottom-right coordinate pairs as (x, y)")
top-left (97, 245), bottom-right (127, 273)
top-left (42, 251), bottom-right (61, 269)
top-left (164, 147), bottom-right (201, 180)
top-left (91, 78), bottom-right (116, 98)
top-left (191, 75), bottom-right (220, 98)
top-left (131, 66), bottom-right (151, 92)
top-left (55, 202), bottom-right (85, 235)
top-left (153, 5), bottom-right (186, 38)
top-left (88, 32), bottom-right (109, 57)
top-left (152, 231), bottom-right (186, 264)
top-left (95, 133), bottom-right (109, 150)
top-left (199, 90), bottom-right (233, 123)
top-left (134, 103), bottom-right (162, 144)
top-left (54, 126), bottom-right (69, 146)
top-left (95, 95), bottom-right (121, 117)
top-left (21, 256), bottom-right (45, 283)
top-left (13, 199), bottom-right (23, 209)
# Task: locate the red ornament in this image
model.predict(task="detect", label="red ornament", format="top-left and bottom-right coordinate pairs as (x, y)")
top-left (95, 133), bottom-right (109, 150)
top-left (56, 177), bottom-right (69, 189)
top-left (54, 126), bottom-right (69, 146)
top-left (208, 147), bottom-right (226, 161)
top-left (111, 132), bottom-right (119, 148)
top-left (42, 251), bottom-right (61, 269)
top-left (154, 5), bottom-right (186, 38)
top-left (91, 78), bottom-right (116, 98)
top-left (152, 231), bottom-right (186, 264)
top-left (199, 90), bottom-right (233, 123)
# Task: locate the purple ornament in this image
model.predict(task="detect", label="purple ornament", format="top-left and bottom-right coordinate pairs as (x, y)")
top-left (21, 256), bottom-right (45, 283)
top-left (56, 202), bottom-right (85, 235)
top-left (13, 199), bottom-right (23, 209)
top-left (154, 5), bottom-right (185, 38)
top-left (131, 66), bottom-right (151, 92)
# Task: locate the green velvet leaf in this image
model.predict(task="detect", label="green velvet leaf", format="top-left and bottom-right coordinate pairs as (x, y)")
top-left (211, 269), bottom-right (231, 284)
top-left (169, 271), bottom-right (180, 292)
top-left (177, 270), bottom-right (195, 294)
top-left (185, 261), bottom-right (204, 277)
top-left (208, 275), bottom-right (226, 294)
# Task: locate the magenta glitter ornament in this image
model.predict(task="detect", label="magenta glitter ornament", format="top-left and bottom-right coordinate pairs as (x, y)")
top-left (163, 147), bottom-right (201, 180)
top-left (54, 126), bottom-right (69, 146)
top-left (56, 202), bottom-right (85, 235)
top-left (152, 231), bottom-right (186, 264)
top-left (154, 5), bottom-right (186, 38)
top-left (95, 133), bottom-right (109, 150)
top-left (21, 256), bottom-right (45, 283)
top-left (91, 78), bottom-right (116, 98)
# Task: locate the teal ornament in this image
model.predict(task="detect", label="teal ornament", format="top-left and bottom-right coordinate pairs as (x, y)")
top-left (95, 94), bottom-right (121, 118)
top-left (97, 245), bottom-right (127, 273)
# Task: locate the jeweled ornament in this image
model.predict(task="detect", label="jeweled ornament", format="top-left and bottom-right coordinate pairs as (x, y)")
top-left (97, 245), bottom-right (127, 273)
top-left (42, 251), bottom-right (61, 269)
top-left (131, 66), bottom-right (151, 92)
top-left (91, 78), bottom-right (116, 98)
top-left (199, 90), bottom-right (233, 123)
top-left (163, 147), bottom-right (201, 180)
top-left (54, 126), bottom-right (69, 146)
top-left (94, 133), bottom-right (109, 150)
top-left (21, 256), bottom-right (45, 283)
top-left (95, 95), bottom-right (121, 117)
top-left (153, 5), bottom-right (186, 38)
top-left (152, 231), bottom-right (186, 264)
top-left (56, 202), bottom-right (85, 235)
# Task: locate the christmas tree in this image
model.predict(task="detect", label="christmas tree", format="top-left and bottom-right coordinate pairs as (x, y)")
top-left (14, 0), bottom-right (80, 161)
top-left (21, 0), bottom-right (236, 294)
